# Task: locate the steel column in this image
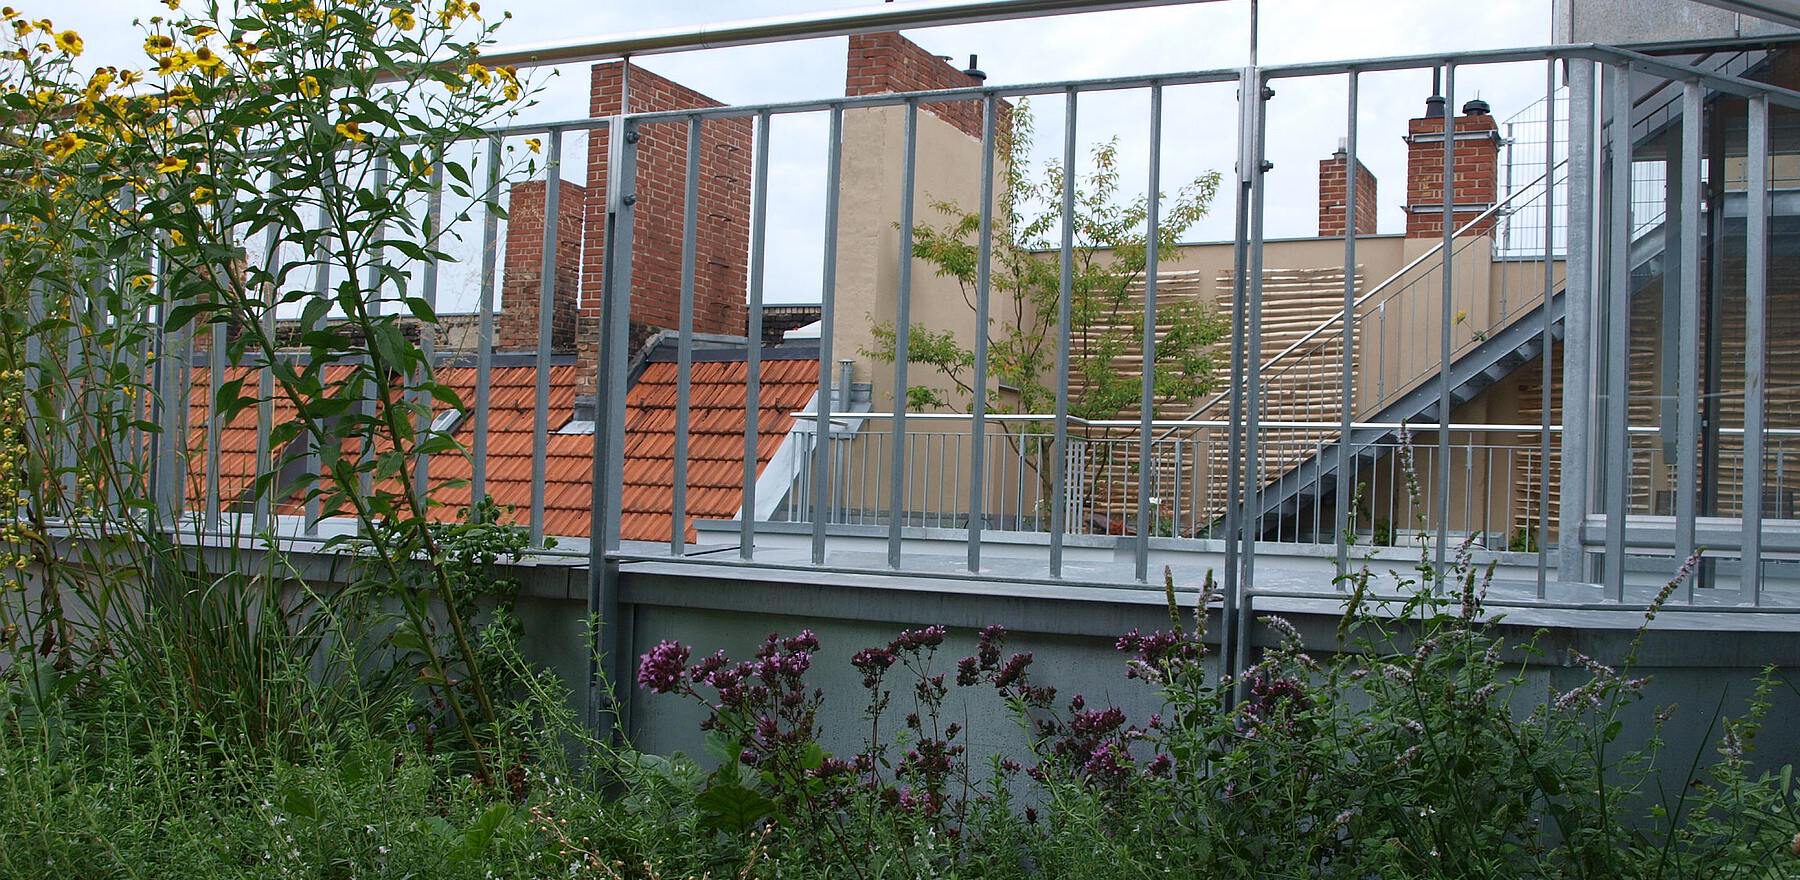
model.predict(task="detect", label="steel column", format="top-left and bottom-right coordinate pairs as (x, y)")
top-left (529, 129), bottom-right (564, 544)
top-left (742, 111), bottom-right (771, 560)
top-left (1049, 88), bottom-right (1078, 577)
top-left (1559, 59), bottom-right (1596, 584)
top-left (812, 106), bottom-right (844, 566)
top-left (1135, 83), bottom-right (1164, 582)
top-left (1436, 63), bottom-right (1455, 585)
top-left (887, 100), bottom-right (919, 569)
top-left (1675, 80), bottom-right (1702, 601)
top-left (1745, 95), bottom-right (1770, 604)
top-left (969, 94), bottom-right (998, 572)
top-left (1603, 65), bottom-right (1632, 601)
top-left (1336, 71), bottom-right (1359, 574)
top-left (472, 136), bottom-right (502, 510)
top-left (673, 117), bottom-right (701, 555)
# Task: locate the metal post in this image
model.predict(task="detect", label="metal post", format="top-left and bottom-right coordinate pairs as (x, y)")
top-left (812, 106), bottom-right (844, 566)
top-left (1221, 65), bottom-right (1256, 696)
top-left (1675, 80), bottom-right (1701, 602)
top-left (969, 94), bottom-right (998, 572)
top-left (673, 117), bottom-right (701, 556)
top-left (1560, 59), bottom-right (1596, 584)
top-left (204, 203), bottom-right (227, 532)
top-left (589, 107), bottom-right (638, 740)
top-left (359, 156), bottom-right (388, 507)
top-left (1436, 63), bottom-right (1455, 585)
top-left (1135, 83), bottom-right (1164, 582)
top-left (303, 205), bottom-right (330, 534)
top-left (1745, 95), bottom-right (1769, 605)
top-left (1336, 70), bottom-right (1359, 574)
top-left (888, 100), bottom-right (919, 569)
top-left (415, 160), bottom-right (444, 506)
top-left (1235, 69), bottom-right (1270, 696)
top-left (1604, 65), bottom-right (1632, 601)
top-left (742, 111), bottom-right (771, 560)
top-left (472, 136), bottom-right (502, 510)
top-left (1049, 87), bottom-right (1078, 577)
top-left (1537, 60), bottom-right (1556, 597)
top-left (254, 214), bottom-right (280, 533)
top-left (529, 129), bottom-right (564, 544)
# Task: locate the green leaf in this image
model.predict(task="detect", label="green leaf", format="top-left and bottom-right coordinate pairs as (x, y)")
top-left (695, 783), bottom-right (775, 835)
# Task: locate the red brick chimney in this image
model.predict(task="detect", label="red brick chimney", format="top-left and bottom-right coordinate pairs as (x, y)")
top-left (846, 32), bottom-right (989, 139)
top-left (1318, 140), bottom-right (1377, 237)
top-left (497, 178), bottom-right (586, 351)
top-left (1403, 97), bottom-right (1501, 238)
top-left (581, 63), bottom-right (752, 342)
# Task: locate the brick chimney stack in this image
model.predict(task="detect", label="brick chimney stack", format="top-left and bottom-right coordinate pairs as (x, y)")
top-left (497, 179), bottom-right (586, 352)
top-left (1403, 97), bottom-right (1502, 238)
top-left (846, 32), bottom-right (990, 139)
top-left (1318, 139), bottom-right (1377, 237)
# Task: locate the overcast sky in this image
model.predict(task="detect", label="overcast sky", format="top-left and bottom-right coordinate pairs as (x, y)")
top-left (56, 0), bottom-right (1563, 309)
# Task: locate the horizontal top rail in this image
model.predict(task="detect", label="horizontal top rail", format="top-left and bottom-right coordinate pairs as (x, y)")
top-left (468, 0), bottom-right (1224, 72)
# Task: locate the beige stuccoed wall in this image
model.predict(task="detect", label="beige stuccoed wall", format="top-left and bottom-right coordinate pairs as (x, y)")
top-left (832, 103), bottom-right (998, 407)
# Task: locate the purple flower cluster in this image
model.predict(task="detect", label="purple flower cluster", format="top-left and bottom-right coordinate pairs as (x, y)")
top-left (1116, 627), bottom-right (1203, 682)
top-left (635, 640), bottom-right (690, 694)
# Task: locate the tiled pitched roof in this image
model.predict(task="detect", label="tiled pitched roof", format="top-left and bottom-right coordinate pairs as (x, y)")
top-left (183, 356), bottom-right (819, 542)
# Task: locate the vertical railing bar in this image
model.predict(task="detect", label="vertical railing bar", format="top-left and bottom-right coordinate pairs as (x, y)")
top-left (589, 106), bottom-right (636, 740)
top-left (1236, 69), bottom-right (1270, 688)
top-left (1537, 59), bottom-right (1556, 598)
top-left (1435, 62), bottom-right (1455, 587)
top-left (415, 159), bottom-right (444, 507)
top-left (812, 105), bottom-right (844, 566)
top-left (253, 190), bottom-right (281, 533)
top-left (1221, 64), bottom-right (1257, 692)
top-left (1604, 64), bottom-right (1632, 602)
top-left (203, 197), bottom-right (229, 532)
top-left (887, 100), bottom-right (919, 569)
top-left (672, 116), bottom-right (701, 556)
top-left (741, 110), bottom-right (771, 560)
top-left (472, 135), bottom-right (502, 512)
top-left (969, 94), bottom-right (997, 571)
top-left (528, 128), bottom-right (564, 545)
top-left (1135, 83), bottom-right (1164, 582)
top-left (1049, 87), bottom-right (1079, 577)
top-left (1675, 80), bottom-right (1701, 603)
top-left (1336, 70), bottom-right (1359, 574)
top-left (303, 204), bottom-right (330, 534)
top-left (1745, 94), bottom-right (1768, 606)
top-left (1560, 59), bottom-right (1596, 584)
top-left (359, 156), bottom-right (388, 509)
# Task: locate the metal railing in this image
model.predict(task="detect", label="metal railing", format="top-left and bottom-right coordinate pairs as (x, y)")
top-left (32, 3), bottom-right (1800, 725)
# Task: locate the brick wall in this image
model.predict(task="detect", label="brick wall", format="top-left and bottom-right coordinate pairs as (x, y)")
top-left (582, 62), bottom-right (752, 345)
top-left (498, 178), bottom-right (587, 352)
top-left (1318, 148), bottom-right (1378, 237)
top-left (846, 32), bottom-right (988, 140)
top-left (1403, 110), bottom-right (1501, 238)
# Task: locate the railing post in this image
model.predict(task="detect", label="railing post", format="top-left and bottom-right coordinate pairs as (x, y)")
top-left (1049, 88), bottom-right (1077, 577)
top-left (1235, 70), bottom-right (1272, 694)
top-left (1745, 95), bottom-right (1769, 605)
top-left (1135, 83), bottom-right (1164, 582)
top-left (1221, 64), bottom-right (1256, 701)
top-left (888, 100), bottom-right (920, 570)
top-left (529, 128), bottom-right (565, 545)
top-left (969, 94), bottom-right (997, 573)
top-left (589, 110), bottom-right (638, 741)
top-left (1335, 69), bottom-right (1359, 574)
top-left (1536, 59), bottom-right (1556, 597)
top-left (812, 106), bottom-right (844, 566)
top-left (472, 135), bottom-right (502, 513)
top-left (1435, 62), bottom-right (1456, 587)
top-left (673, 116), bottom-right (700, 556)
top-left (1674, 80), bottom-right (1702, 602)
top-left (1603, 64), bottom-right (1633, 602)
top-left (741, 110), bottom-right (771, 560)
top-left (1559, 58), bottom-right (1596, 585)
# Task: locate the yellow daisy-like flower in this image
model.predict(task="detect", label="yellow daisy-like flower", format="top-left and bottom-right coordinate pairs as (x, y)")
top-left (43, 132), bottom-right (86, 161)
top-left (389, 7), bottom-right (415, 29)
top-left (192, 45), bottom-right (223, 75)
top-left (298, 74), bottom-right (320, 98)
top-left (154, 155), bottom-right (187, 174)
top-left (163, 0), bottom-right (179, 8)
top-left (188, 25), bottom-right (217, 39)
top-left (525, 137), bottom-right (540, 154)
top-left (128, 273), bottom-right (154, 289)
top-left (191, 185), bottom-right (212, 204)
top-left (117, 69), bottom-right (142, 87)
top-left (144, 34), bottom-right (176, 56)
top-left (465, 62), bottom-right (490, 84)
top-left (502, 81), bottom-right (520, 101)
top-left (0, 8), bottom-right (17, 21)
top-left (169, 229), bottom-right (185, 246)
top-left (156, 51), bottom-right (195, 75)
top-left (54, 29), bottom-right (79, 55)
top-left (335, 120), bottom-right (365, 142)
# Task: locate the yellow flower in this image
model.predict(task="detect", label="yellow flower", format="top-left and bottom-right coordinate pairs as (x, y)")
top-left (188, 25), bottom-right (217, 39)
top-left (33, 18), bottom-right (49, 34)
top-left (117, 69), bottom-right (142, 87)
top-left (54, 29), bottom-right (79, 55)
top-left (465, 62), bottom-right (490, 84)
top-left (335, 120), bottom-right (365, 142)
top-left (298, 74), bottom-right (320, 97)
top-left (502, 81), bottom-right (520, 101)
top-left (191, 185), bottom-right (212, 204)
top-left (1453, 309), bottom-right (1468, 326)
top-left (154, 155), bottom-right (187, 174)
top-left (143, 34), bottom-right (176, 56)
top-left (156, 52), bottom-right (195, 75)
top-left (192, 45), bottom-right (223, 75)
top-left (169, 229), bottom-right (185, 245)
top-left (128, 273), bottom-right (153, 289)
top-left (389, 7), bottom-right (415, 29)
top-left (525, 137), bottom-right (540, 154)
top-left (43, 132), bottom-right (86, 161)
top-left (162, 0), bottom-right (179, 8)
top-left (0, 8), bottom-right (16, 21)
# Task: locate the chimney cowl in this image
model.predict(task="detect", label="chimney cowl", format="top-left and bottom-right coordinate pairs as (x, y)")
top-left (963, 53), bottom-right (985, 82)
top-left (1424, 94), bottom-right (1447, 118)
top-left (1462, 97), bottom-right (1491, 116)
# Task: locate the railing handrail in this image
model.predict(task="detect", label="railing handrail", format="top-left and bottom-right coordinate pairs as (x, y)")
top-left (1151, 159), bottom-right (1568, 440)
top-left (468, 0), bottom-right (1220, 71)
